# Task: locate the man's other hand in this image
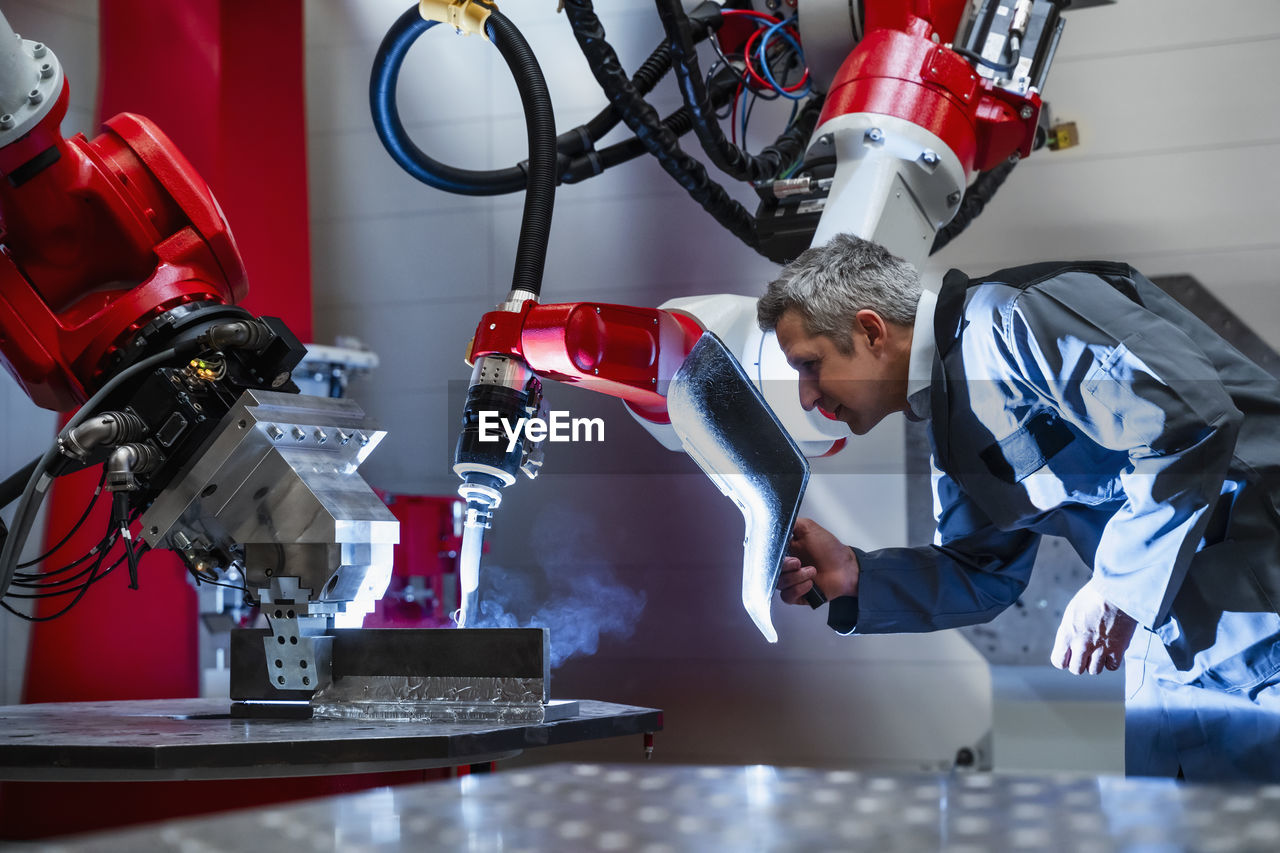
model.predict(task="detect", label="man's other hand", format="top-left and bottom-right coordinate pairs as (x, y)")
top-left (1051, 583), bottom-right (1138, 675)
top-left (778, 517), bottom-right (859, 605)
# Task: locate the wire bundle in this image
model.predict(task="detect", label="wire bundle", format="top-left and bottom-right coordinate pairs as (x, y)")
top-left (707, 8), bottom-right (810, 165)
top-left (1, 469), bottom-right (147, 622)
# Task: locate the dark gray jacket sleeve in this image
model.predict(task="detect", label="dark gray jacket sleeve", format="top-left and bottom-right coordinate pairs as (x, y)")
top-left (831, 465), bottom-right (1040, 635)
top-left (1002, 275), bottom-right (1242, 630)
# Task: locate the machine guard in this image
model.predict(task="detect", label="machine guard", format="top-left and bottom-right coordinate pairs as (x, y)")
top-left (667, 332), bottom-right (810, 643)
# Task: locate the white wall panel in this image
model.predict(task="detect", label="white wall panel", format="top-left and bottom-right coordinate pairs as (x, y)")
top-left (1054, 0), bottom-right (1280, 60)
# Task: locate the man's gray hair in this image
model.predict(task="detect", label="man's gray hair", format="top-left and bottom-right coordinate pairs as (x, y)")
top-left (757, 234), bottom-right (922, 352)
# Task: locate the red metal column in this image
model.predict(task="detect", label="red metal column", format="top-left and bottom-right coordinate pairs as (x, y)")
top-left (3, 2), bottom-right (325, 838)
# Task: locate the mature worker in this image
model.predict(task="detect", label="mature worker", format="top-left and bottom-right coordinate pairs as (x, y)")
top-left (762, 234), bottom-right (1280, 782)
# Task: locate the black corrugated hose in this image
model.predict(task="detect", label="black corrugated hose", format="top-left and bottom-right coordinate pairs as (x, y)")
top-left (564, 64), bottom-right (743, 183)
top-left (371, 6), bottom-right (528, 195)
top-left (484, 11), bottom-right (557, 297)
top-left (561, 0), bottom-right (763, 253)
top-left (580, 42), bottom-right (674, 144)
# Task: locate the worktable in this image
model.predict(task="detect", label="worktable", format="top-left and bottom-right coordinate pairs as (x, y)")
top-left (0, 698), bottom-right (661, 781)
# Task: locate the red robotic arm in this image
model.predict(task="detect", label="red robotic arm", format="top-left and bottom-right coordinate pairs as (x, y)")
top-left (0, 41), bottom-right (246, 411)
top-left (469, 296), bottom-right (703, 424)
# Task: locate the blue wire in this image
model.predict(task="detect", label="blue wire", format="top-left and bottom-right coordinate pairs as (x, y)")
top-left (758, 18), bottom-right (810, 101)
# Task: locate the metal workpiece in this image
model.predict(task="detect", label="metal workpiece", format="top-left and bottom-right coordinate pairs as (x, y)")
top-left (40, 763), bottom-right (1280, 852)
top-left (0, 699), bottom-right (662, 783)
top-left (139, 389), bottom-right (398, 624)
top-left (312, 676), bottom-right (552, 724)
top-left (232, 628), bottom-right (553, 719)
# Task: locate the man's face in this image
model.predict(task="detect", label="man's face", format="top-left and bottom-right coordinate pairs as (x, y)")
top-left (774, 308), bottom-right (908, 436)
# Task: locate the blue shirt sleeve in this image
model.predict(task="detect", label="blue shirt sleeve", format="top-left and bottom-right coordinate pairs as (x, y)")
top-left (836, 464), bottom-right (1041, 635)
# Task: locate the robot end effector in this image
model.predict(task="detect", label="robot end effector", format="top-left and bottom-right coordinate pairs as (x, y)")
top-left (0, 12), bottom-right (397, 640)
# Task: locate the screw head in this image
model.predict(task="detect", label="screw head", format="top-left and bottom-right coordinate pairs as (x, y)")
top-left (864, 128), bottom-right (884, 145)
top-left (947, 191), bottom-right (963, 206)
top-left (27, 89), bottom-right (41, 105)
top-left (32, 43), bottom-right (46, 58)
top-left (267, 424), bottom-right (284, 440)
top-left (1020, 105), bottom-right (1034, 120)
top-left (0, 115), bottom-right (13, 130)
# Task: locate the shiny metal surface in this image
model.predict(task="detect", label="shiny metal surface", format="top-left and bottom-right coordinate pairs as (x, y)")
top-left (42, 763), bottom-right (1280, 852)
top-left (313, 676), bottom-right (546, 723)
top-left (140, 389), bottom-right (398, 630)
top-left (0, 699), bottom-right (660, 782)
top-left (667, 332), bottom-right (809, 643)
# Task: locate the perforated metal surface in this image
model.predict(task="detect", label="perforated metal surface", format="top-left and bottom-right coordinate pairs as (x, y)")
top-left (43, 763), bottom-right (1280, 852)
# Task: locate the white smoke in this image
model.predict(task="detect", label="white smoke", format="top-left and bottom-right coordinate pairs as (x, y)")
top-left (467, 504), bottom-right (647, 668)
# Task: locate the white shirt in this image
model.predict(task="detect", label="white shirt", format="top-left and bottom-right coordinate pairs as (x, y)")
top-left (905, 287), bottom-right (938, 422)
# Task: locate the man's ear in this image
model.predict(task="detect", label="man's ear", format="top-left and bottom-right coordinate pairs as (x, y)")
top-left (853, 309), bottom-right (889, 351)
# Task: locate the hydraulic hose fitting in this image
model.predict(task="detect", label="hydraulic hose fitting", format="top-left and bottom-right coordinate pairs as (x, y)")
top-left (198, 318), bottom-right (274, 352)
top-left (418, 0), bottom-right (494, 37)
top-left (105, 442), bottom-right (165, 492)
top-left (58, 411), bottom-right (149, 461)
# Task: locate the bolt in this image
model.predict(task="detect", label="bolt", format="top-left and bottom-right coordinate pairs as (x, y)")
top-left (0, 115), bottom-right (12, 130)
top-left (337, 429), bottom-right (352, 446)
top-left (1020, 105), bottom-right (1034, 120)
top-left (271, 371), bottom-right (290, 388)
top-left (919, 150), bottom-right (939, 170)
top-left (40, 63), bottom-right (52, 79)
top-left (292, 426), bottom-right (306, 441)
top-left (864, 128), bottom-right (884, 145)
top-left (356, 431), bottom-right (369, 446)
top-left (172, 531), bottom-right (192, 550)
top-left (32, 43), bottom-right (46, 58)
top-left (818, 133), bottom-right (833, 146)
top-left (27, 89), bottom-right (41, 105)
top-left (314, 428), bottom-right (328, 444)
top-left (947, 191), bottom-right (962, 206)
top-left (267, 424), bottom-right (284, 440)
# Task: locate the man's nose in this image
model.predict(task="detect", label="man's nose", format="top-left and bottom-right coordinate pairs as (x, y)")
top-left (798, 380), bottom-right (820, 412)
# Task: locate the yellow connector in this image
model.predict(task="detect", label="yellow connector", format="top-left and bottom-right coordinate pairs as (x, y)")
top-left (419, 0), bottom-right (495, 37)
top-left (1047, 121), bottom-right (1080, 152)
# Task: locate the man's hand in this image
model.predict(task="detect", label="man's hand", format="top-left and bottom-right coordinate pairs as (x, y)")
top-left (778, 517), bottom-right (859, 605)
top-left (1051, 583), bottom-right (1138, 675)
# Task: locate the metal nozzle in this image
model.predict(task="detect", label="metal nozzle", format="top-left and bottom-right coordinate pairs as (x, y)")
top-left (458, 481), bottom-right (501, 530)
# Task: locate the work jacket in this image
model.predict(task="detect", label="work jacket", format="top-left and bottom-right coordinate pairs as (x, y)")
top-left (835, 261), bottom-right (1280, 695)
